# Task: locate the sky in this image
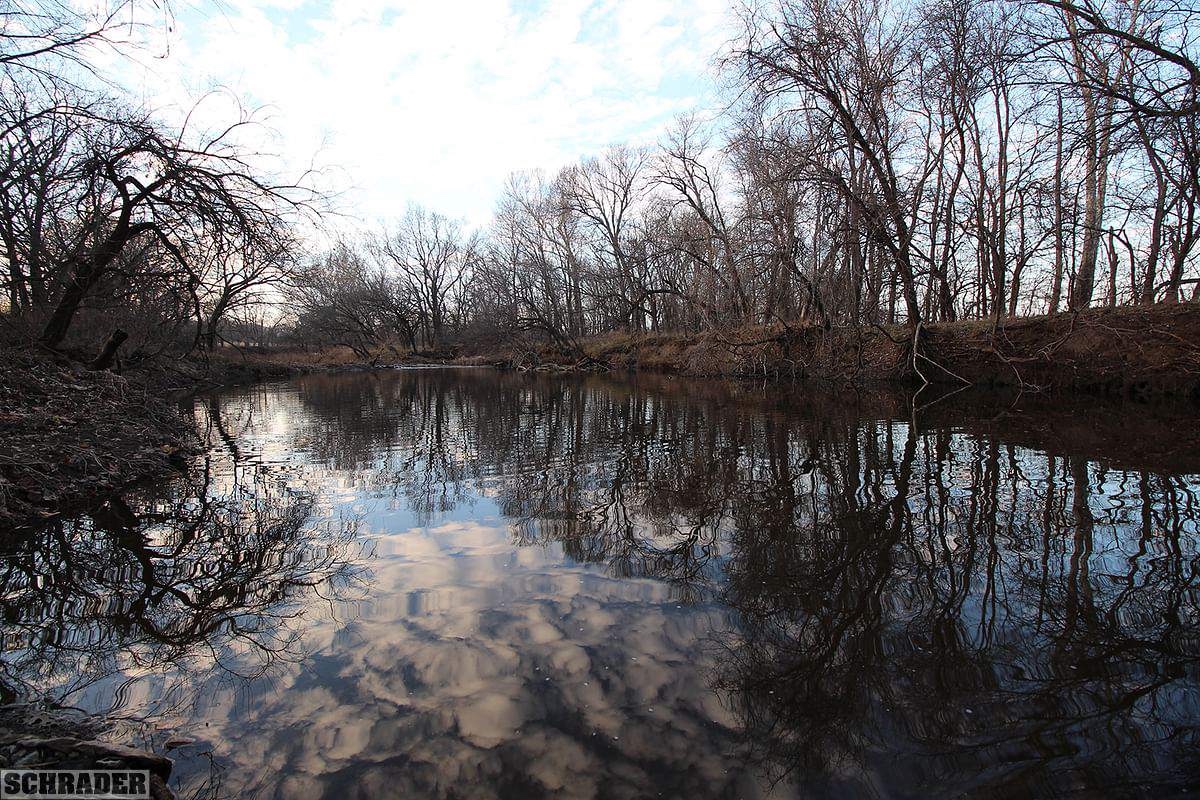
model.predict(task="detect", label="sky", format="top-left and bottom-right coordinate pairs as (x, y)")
top-left (111, 0), bottom-right (736, 228)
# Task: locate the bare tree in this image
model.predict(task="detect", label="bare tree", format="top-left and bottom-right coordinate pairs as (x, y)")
top-left (375, 205), bottom-right (472, 349)
top-left (29, 102), bottom-right (313, 349)
top-left (731, 0), bottom-right (926, 326)
top-left (288, 239), bottom-right (417, 358)
top-left (195, 234), bottom-right (297, 350)
top-left (563, 146), bottom-right (655, 330)
top-left (298, 0), bottom-right (1199, 355)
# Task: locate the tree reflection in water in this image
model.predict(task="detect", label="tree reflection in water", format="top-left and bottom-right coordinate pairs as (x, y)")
top-left (283, 370), bottom-right (1200, 796)
top-left (4, 368), bottom-right (1198, 798)
top-left (716, 429), bottom-right (1200, 796)
top-left (0, 404), bottom-right (368, 718)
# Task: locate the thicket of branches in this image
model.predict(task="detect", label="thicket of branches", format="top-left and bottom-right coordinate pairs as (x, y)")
top-left (300, 0), bottom-right (1199, 356)
top-left (0, 1), bottom-right (314, 363)
top-left (2, 0), bottom-right (1197, 363)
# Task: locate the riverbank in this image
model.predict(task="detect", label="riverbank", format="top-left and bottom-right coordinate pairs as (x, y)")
top-left (0, 339), bottom-right (445, 530)
top-left (4, 305), bottom-right (1197, 528)
top-left (0, 347), bottom-right (324, 531)
top-left (471, 304), bottom-right (1200, 401)
top-left (0, 351), bottom-right (188, 529)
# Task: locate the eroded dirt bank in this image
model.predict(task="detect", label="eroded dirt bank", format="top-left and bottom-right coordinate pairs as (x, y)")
top-left (473, 304), bottom-right (1200, 402)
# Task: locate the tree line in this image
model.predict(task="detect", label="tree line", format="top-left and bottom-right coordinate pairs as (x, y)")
top-left (1, 0), bottom-right (1197, 361)
top-left (295, 0), bottom-right (1199, 356)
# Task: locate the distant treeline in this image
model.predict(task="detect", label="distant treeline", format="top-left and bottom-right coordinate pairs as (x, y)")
top-left (1, 0), bottom-right (1198, 361)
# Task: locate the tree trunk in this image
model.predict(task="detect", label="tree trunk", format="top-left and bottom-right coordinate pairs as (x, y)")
top-left (89, 328), bottom-right (128, 371)
top-left (40, 216), bottom-right (148, 348)
top-left (40, 269), bottom-right (94, 348)
top-left (1050, 98), bottom-right (1065, 314)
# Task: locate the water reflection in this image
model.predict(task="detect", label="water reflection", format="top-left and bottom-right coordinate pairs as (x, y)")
top-left (0, 425), bottom-right (366, 717)
top-left (716, 431), bottom-right (1200, 796)
top-left (3, 368), bottom-right (1198, 798)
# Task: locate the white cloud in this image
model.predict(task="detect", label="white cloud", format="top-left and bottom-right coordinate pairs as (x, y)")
top-left (112, 0), bottom-right (735, 229)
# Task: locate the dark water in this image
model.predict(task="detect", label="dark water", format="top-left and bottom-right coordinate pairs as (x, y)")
top-left (3, 369), bottom-right (1199, 799)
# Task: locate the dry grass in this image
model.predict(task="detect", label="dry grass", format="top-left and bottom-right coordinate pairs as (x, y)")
top-left (460, 304), bottom-right (1200, 399)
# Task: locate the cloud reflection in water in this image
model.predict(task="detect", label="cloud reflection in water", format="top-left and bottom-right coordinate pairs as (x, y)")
top-left (4, 368), bottom-right (1199, 799)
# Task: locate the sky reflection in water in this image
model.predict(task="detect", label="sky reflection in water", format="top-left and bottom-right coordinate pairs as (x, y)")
top-left (2, 369), bottom-right (1199, 799)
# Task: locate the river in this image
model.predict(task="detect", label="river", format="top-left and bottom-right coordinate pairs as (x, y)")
top-left (3, 368), bottom-right (1198, 798)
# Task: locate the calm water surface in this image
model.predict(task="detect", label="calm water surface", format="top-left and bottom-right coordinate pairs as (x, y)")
top-left (3, 369), bottom-right (1199, 798)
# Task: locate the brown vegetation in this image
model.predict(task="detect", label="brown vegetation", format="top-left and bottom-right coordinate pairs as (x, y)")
top-left (0, 351), bottom-right (191, 528)
top-left (474, 303), bottom-right (1200, 401)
